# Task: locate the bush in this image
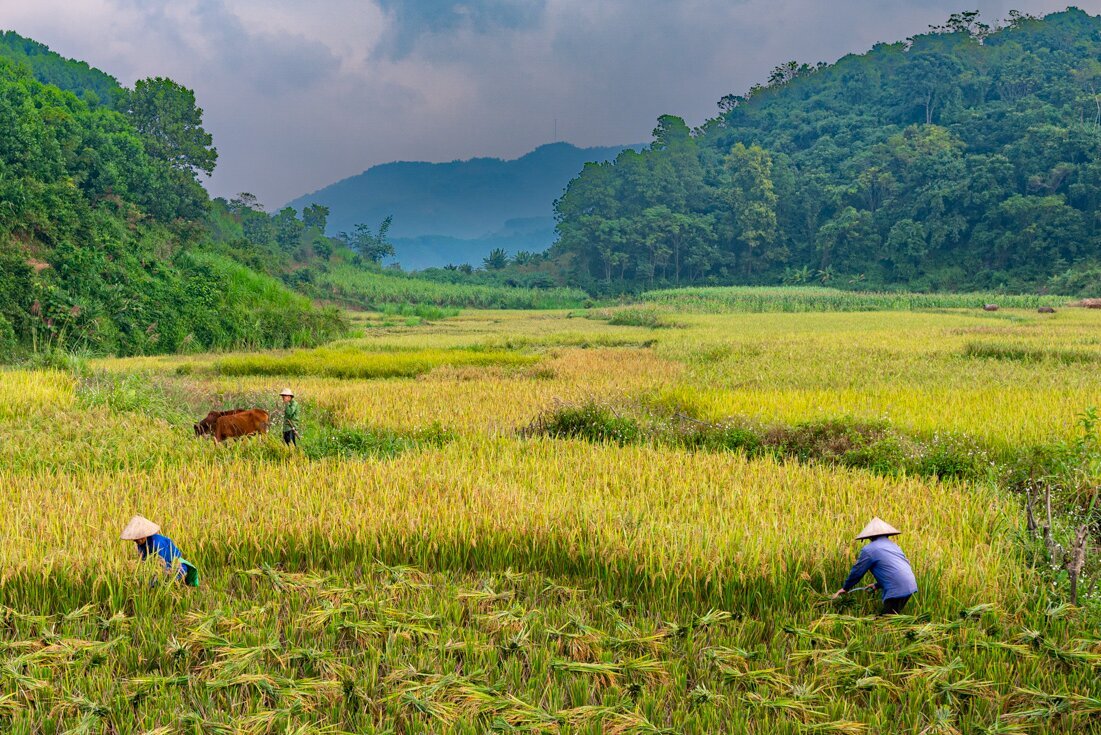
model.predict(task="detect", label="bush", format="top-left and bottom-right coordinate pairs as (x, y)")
top-left (0, 314), bottom-right (18, 356)
top-left (607, 309), bottom-right (672, 328)
top-left (304, 423), bottom-right (453, 461)
top-left (526, 403), bottom-right (641, 445)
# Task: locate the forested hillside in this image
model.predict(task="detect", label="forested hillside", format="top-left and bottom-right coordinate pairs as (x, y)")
top-left (0, 31), bottom-right (119, 106)
top-left (553, 8), bottom-right (1101, 294)
top-left (0, 33), bottom-right (344, 357)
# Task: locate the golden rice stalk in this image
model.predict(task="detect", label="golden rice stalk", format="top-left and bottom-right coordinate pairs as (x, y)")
top-left (799, 721), bottom-right (868, 735)
top-left (739, 691), bottom-right (825, 722)
top-left (720, 666), bottom-right (793, 693)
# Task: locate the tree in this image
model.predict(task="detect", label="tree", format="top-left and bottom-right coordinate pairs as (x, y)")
top-left (312, 237), bottom-right (332, 261)
top-left (125, 77), bottom-right (217, 176)
top-left (548, 9), bottom-right (1101, 293)
top-left (898, 53), bottom-right (962, 125)
top-left (341, 216), bottom-right (395, 264)
top-left (883, 219), bottom-right (927, 279)
top-left (929, 11), bottom-right (990, 39)
top-left (725, 143), bottom-right (778, 273)
top-left (229, 192), bottom-right (263, 214)
top-left (483, 248), bottom-right (510, 270)
top-left (302, 203), bottom-right (330, 232)
top-left (273, 207), bottom-right (304, 252)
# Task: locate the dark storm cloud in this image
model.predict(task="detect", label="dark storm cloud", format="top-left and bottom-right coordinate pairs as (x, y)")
top-left (0, 0), bottom-right (1081, 204)
top-left (374, 0), bottom-right (547, 57)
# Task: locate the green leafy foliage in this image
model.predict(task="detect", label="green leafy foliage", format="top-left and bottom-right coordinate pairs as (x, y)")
top-left (0, 31), bottom-right (120, 106)
top-left (553, 9), bottom-right (1101, 294)
top-left (0, 45), bottom-right (344, 359)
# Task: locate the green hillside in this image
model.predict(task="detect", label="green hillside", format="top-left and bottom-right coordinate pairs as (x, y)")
top-left (0, 30), bottom-right (120, 106)
top-left (0, 33), bottom-right (345, 358)
top-left (552, 8), bottom-right (1101, 294)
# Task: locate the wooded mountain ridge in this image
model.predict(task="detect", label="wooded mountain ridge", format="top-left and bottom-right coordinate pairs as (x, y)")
top-left (549, 8), bottom-right (1101, 294)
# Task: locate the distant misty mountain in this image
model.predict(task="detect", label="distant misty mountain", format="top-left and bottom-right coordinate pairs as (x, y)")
top-left (286, 142), bottom-right (636, 270)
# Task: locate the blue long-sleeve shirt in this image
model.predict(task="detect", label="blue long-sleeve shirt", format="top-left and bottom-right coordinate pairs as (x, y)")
top-left (843, 537), bottom-right (918, 601)
top-left (137, 533), bottom-right (191, 580)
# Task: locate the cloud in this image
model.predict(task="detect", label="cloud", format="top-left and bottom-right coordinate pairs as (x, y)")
top-left (374, 0), bottom-right (547, 57)
top-left (0, 0), bottom-right (1081, 205)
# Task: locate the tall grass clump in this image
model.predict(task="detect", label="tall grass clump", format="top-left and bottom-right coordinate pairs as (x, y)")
top-left (583, 308), bottom-right (678, 328)
top-left (304, 423), bottom-right (454, 460)
top-left (177, 252), bottom-right (348, 350)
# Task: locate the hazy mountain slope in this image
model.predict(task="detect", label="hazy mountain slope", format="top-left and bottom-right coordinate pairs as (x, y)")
top-left (287, 142), bottom-right (634, 268)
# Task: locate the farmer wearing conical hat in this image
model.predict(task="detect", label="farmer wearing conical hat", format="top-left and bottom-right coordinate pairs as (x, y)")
top-left (832, 517), bottom-right (917, 614)
top-left (120, 515), bottom-right (198, 587)
top-left (280, 387), bottom-right (299, 447)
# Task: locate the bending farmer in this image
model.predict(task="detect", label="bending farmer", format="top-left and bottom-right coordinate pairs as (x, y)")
top-left (832, 517), bottom-right (916, 614)
top-left (280, 387), bottom-right (299, 447)
top-left (120, 515), bottom-right (199, 586)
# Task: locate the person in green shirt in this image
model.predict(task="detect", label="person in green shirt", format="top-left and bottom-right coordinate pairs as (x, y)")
top-left (280, 387), bottom-right (300, 446)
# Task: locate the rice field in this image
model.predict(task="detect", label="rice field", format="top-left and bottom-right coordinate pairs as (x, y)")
top-left (3, 299), bottom-right (1100, 733)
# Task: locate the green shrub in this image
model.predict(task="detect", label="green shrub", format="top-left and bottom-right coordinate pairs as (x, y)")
top-left (304, 423), bottom-right (453, 460)
top-left (77, 371), bottom-right (189, 423)
top-left (527, 403), bottom-right (641, 445)
top-left (607, 309), bottom-right (672, 328)
top-left (0, 313), bottom-right (19, 356)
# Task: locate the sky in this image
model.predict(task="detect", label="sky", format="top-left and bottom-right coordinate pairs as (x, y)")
top-left (0, 0), bottom-right (1081, 206)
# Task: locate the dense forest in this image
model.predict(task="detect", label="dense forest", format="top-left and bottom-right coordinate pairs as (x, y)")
top-left (0, 33), bottom-right (345, 357)
top-left (551, 8), bottom-right (1101, 293)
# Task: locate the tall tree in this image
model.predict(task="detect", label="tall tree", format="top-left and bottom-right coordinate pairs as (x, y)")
top-left (302, 203), bottom-right (330, 232)
top-left (342, 216), bottom-right (395, 264)
top-left (125, 77), bottom-right (217, 176)
top-left (725, 143), bottom-right (779, 273)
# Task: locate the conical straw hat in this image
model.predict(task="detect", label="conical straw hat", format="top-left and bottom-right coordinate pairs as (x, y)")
top-left (120, 515), bottom-right (160, 541)
top-left (280, 387), bottom-right (294, 397)
top-left (856, 517), bottom-right (900, 540)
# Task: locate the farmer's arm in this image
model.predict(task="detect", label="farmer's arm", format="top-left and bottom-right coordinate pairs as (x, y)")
top-left (833, 548), bottom-right (874, 597)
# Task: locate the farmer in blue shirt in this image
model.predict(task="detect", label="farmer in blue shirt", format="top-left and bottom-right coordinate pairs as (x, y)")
top-left (832, 517), bottom-right (917, 614)
top-left (120, 515), bottom-right (199, 587)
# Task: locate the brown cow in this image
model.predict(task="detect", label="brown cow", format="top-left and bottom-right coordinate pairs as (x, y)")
top-left (194, 408), bottom-right (246, 437)
top-left (213, 409), bottom-right (270, 443)
top-left (1038, 306), bottom-right (1056, 314)
top-left (982, 304), bottom-right (999, 311)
